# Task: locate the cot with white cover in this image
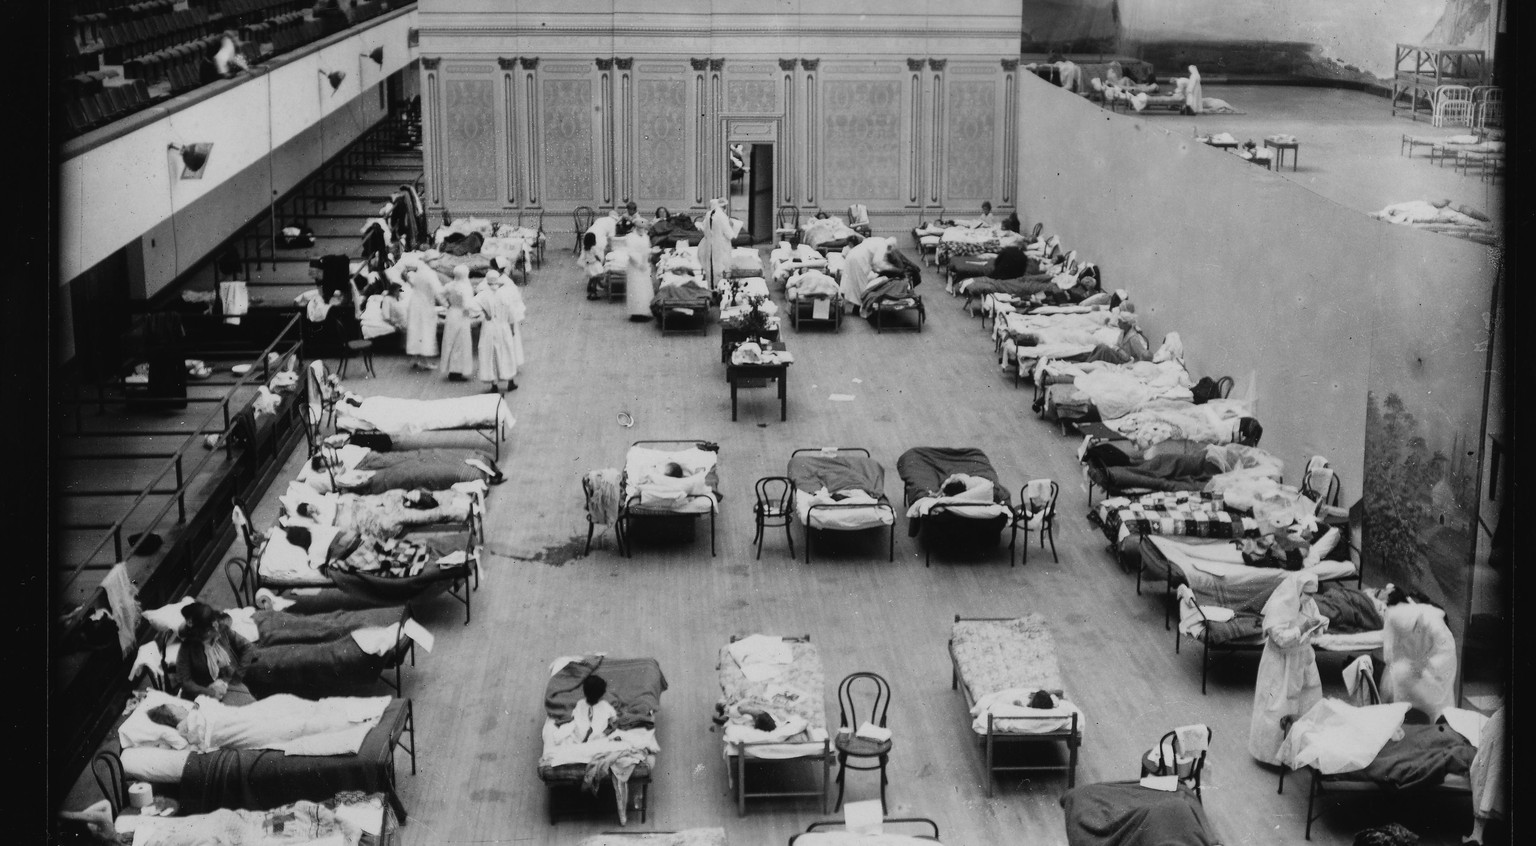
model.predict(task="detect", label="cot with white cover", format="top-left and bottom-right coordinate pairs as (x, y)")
top-left (949, 615), bottom-right (1082, 795)
top-left (1130, 533), bottom-right (1359, 612)
top-left (788, 818), bottom-right (944, 844)
top-left (279, 480), bottom-right (486, 546)
top-left (540, 655), bottom-right (668, 825)
top-left (788, 448), bottom-right (896, 563)
top-left (108, 692), bottom-right (417, 821)
top-left (80, 778), bottom-right (398, 846)
top-left (309, 361), bottom-right (512, 461)
top-left (717, 634), bottom-right (832, 816)
top-left (800, 216), bottom-right (863, 254)
top-left (784, 268), bottom-right (845, 331)
top-left (618, 440), bottom-right (721, 557)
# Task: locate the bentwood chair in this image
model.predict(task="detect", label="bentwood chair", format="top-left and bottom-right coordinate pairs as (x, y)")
top-left (572, 205), bottom-right (596, 254)
top-left (775, 205), bottom-right (801, 247)
top-left (1013, 479), bottom-right (1059, 565)
top-left (833, 672), bottom-right (893, 813)
top-left (1140, 725), bottom-right (1212, 800)
top-left (753, 476), bottom-right (796, 560)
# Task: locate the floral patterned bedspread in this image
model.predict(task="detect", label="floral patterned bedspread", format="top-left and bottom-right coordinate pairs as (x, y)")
top-left (716, 639), bottom-right (825, 733)
top-left (951, 615), bottom-right (1065, 698)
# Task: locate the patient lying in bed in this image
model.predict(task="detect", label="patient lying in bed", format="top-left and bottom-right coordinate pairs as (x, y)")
top-left (132, 691), bottom-right (391, 754)
top-left (62, 796), bottom-right (370, 846)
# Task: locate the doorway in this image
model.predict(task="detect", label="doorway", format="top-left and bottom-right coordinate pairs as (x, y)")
top-left (728, 143), bottom-right (775, 244)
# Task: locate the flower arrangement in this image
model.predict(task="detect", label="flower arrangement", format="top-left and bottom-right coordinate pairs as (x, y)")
top-left (741, 293), bottom-right (772, 342)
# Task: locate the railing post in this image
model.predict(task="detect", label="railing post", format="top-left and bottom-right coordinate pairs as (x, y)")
top-left (175, 456), bottom-right (186, 523)
top-left (112, 527), bottom-right (122, 562)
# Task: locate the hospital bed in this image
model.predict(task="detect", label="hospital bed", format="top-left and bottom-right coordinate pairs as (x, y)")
top-left (651, 259), bottom-right (715, 336)
top-left (1278, 696), bottom-right (1481, 839)
top-left (787, 448), bottom-right (896, 563)
top-left (617, 440), bottom-right (721, 557)
top-left (578, 831), bottom-right (727, 846)
top-left (789, 818), bottom-right (944, 843)
top-left (800, 215), bottom-right (863, 255)
top-left (994, 309), bottom-right (1124, 385)
top-left (107, 694), bottom-right (417, 822)
top-left (949, 615), bottom-right (1082, 796)
top-left (717, 634), bottom-right (832, 816)
top-left (233, 505), bottom-right (480, 625)
top-left (1060, 781), bottom-right (1216, 846)
top-left (541, 655), bottom-right (668, 825)
top-left (1175, 581), bottom-right (1385, 694)
top-left (1091, 490), bottom-right (1263, 549)
top-left (1127, 533), bottom-right (1358, 615)
top-left (1036, 358), bottom-right (1195, 434)
top-left (293, 439), bottom-right (501, 497)
top-left (82, 775), bottom-right (398, 846)
top-left (309, 361), bottom-right (513, 461)
top-left (897, 447), bottom-right (1014, 566)
top-left (784, 269), bottom-right (845, 331)
top-left (279, 480), bottom-right (486, 547)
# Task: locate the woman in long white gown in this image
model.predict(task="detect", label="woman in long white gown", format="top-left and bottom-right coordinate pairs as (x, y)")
top-left (399, 260), bottom-right (444, 370)
top-left (697, 198), bottom-right (733, 288)
top-left (1380, 595), bottom-right (1459, 721)
top-left (618, 221), bottom-right (654, 320)
top-left (474, 269), bottom-right (525, 392)
top-left (1248, 570), bottom-right (1327, 764)
top-left (439, 265), bottom-right (479, 381)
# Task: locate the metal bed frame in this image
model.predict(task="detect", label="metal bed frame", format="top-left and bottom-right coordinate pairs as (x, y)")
top-left (949, 615), bottom-right (1080, 796)
top-left (789, 448), bottom-right (896, 564)
top-left (790, 817), bottom-right (942, 843)
top-left (617, 439), bottom-right (720, 558)
top-left (307, 359), bottom-right (509, 461)
top-left (724, 633), bottom-right (833, 816)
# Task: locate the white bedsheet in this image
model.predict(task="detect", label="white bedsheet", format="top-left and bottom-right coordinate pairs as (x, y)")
top-left (969, 687), bottom-right (1082, 735)
top-left (121, 747), bottom-right (192, 783)
top-left (258, 525), bottom-right (341, 587)
top-left (540, 722), bottom-right (660, 768)
top-left (795, 488), bottom-right (893, 530)
top-left (624, 446), bottom-right (719, 513)
top-left (337, 393), bottom-right (513, 438)
top-left (1147, 535), bottom-right (1356, 607)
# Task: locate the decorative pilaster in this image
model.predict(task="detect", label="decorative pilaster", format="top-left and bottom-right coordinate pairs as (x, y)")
top-left (500, 58), bottom-right (519, 204)
top-left (928, 59), bottom-right (945, 204)
top-left (421, 57), bottom-right (442, 205)
top-left (710, 59), bottom-right (724, 198)
top-left (778, 58), bottom-right (797, 72)
top-left (615, 57), bottom-right (633, 70)
top-left (781, 59), bottom-right (795, 203)
top-left (689, 57), bottom-right (709, 72)
top-left (802, 58), bottom-right (819, 205)
top-left (597, 58), bottom-right (614, 205)
top-left (694, 60), bottom-right (708, 204)
top-left (522, 58), bottom-right (539, 206)
top-left (420, 57), bottom-right (440, 70)
top-left (1001, 58), bottom-right (1019, 71)
top-left (595, 57), bottom-right (614, 71)
top-left (618, 58), bottom-right (633, 203)
top-left (906, 58), bottom-right (925, 72)
top-left (909, 59), bottom-right (924, 204)
top-left (709, 58), bottom-right (725, 71)
top-left (1001, 59), bottom-right (1018, 205)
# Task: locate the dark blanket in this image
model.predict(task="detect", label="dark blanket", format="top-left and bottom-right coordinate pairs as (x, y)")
top-left (254, 608), bottom-right (403, 644)
top-left (440, 231), bottom-right (484, 256)
top-left (352, 448), bottom-right (497, 494)
top-left (1329, 722), bottom-right (1475, 790)
top-left (1202, 582), bottom-right (1383, 646)
top-left (649, 216), bottom-right (704, 246)
top-left (860, 275), bottom-right (917, 312)
top-left (544, 656), bottom-right (668, 730)
top-left (1102, 453), bottom-right (1214, 493)
top-left (949, 255), bottom-right (996, 281)
top-left (897, 447), bottom-right (1011, 538)
top-left (787, 453), bottom-right (885, 498)
top-left (1061, 782), bottom-right (1215, 846)
top-left (650, 283), bottom-right (713, 320)
top-left (963, 276), bottom-right (1058, 298)
top-left (178, 699), bottom-right (406, 813)
top-left (244, 636), bottom-right (396, 696)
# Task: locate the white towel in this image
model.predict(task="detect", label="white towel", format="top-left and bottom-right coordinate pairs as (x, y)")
top-left (224, 607), bottom-right (260, 643)
top-left (1173, 724), bottom-right (1210, 757)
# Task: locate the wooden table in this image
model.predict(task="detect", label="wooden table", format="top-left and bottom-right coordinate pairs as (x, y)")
top-left (1264, 139), bottom-right (1299, 171)
top-left (727, 341), bottom-right (791, 421)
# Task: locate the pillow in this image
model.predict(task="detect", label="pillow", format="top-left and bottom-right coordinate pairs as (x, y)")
top-left (142, 598), bottom-right (194, 634)
top-left (118, 690), bottom-right (190, 751)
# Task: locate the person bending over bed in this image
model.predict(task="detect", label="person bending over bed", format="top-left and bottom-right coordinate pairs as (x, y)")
top-left (176, 601), bottom-right (256, 705)
top-left (1084, 311), bottom-right (1151, 364)
top-left (1381, 590), bottom-right (1458, 722)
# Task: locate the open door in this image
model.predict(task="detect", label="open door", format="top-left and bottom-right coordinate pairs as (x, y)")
top-left (748, 144), bottom-right (774, 243)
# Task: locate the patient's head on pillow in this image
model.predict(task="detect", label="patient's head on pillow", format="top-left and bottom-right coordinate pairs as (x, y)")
top-left (311, 453), bottom-right (343, 472)
top-left (582, 674), bottom-right (608, 706)
top-left (296, 503), bottom-right (315, 519)
top-left (285, 525), bottom-right (313, 551)
top-left (147, 702), bottom-right (188, 729)
top-left (940, 475), bottom-right (968, 497)
top-left (1027, 690), bottom-right (1057, 709)
top-left (753, 712), bottom-right (778, 732)
top-left (662, 462), bottom-right (686, 478)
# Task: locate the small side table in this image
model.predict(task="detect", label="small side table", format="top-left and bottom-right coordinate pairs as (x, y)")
top-left (1265, 139), bottom-right (1299, 171)
top-left (726, 341), bottom-right (791, 422)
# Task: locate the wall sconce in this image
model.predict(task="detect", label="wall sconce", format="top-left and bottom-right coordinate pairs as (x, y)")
top-left (320, 69), bottom-right (347, 93)
top-left (362, 47), bottom-right (384, 66)
top-left (167, 143), bottom-right (213, 179)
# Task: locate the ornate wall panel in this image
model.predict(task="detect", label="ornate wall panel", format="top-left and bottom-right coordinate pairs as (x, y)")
top-left (821, 80), bottom-right (903, 201)
top-left (944, 80), bottom-right (996, 200)
top-left (636, 80), bottom-right (688, 202)
top-left (541, 78), bottom-right (595, 201)
top-left (726, 79), bottom-right (778, 114)
top-left (442, 78), bottom-right (497, 202)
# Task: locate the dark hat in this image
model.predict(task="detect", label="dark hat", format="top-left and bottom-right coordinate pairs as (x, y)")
top-left (127, 532), bottom-right (163, 555)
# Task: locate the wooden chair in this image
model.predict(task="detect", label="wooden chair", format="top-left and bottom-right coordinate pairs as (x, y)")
top-left (775, 204), bottom-right (801, 247)
top-left (572, 205), bottom-right (595, 254)
top-left (1140, 725), bottom-right (1212, 800)
top-left (334, 315), bottom-right (374, 380)
top-left (1215, 376), bottom-right (1235, 399)
top-left (1013, 479), bottom-right (1059, 565)
top-left (833, 671), bottom-right (893, 813)
top-left (532, 209), bottom-right (546, 269)
top-left (752, 476), bottom-right (796, 560)
top-left (91, 750), bottom-right (127, 817)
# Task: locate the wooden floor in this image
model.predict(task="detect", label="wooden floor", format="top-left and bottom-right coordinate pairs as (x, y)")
top-left (78, 245), bottom-right (1479, 845)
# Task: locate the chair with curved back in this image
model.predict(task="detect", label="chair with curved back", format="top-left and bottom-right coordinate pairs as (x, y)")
top-left (1215, 376), bottom-right (1235, 399)
top-left (775, 204), bottom-right (801, 247)
top-left (833, 671), bottom-right (893, 813)
top-left (91, 750), bottom-right (127, 818)
top-left (532, 209), bottom-right (547, 269)
top-left (572, 205), bottom-right (596, 254)
top-left (333, 314), bottom-right (375, 380)
top-left (1029, 221), bottom-right (1044, 241)
top-left (1140, 724), bottom-right (1212, 800)
top-left (752, 476), bottom-right (796, 560)
top-left (1013, 479), bottom-right (1059, 565)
